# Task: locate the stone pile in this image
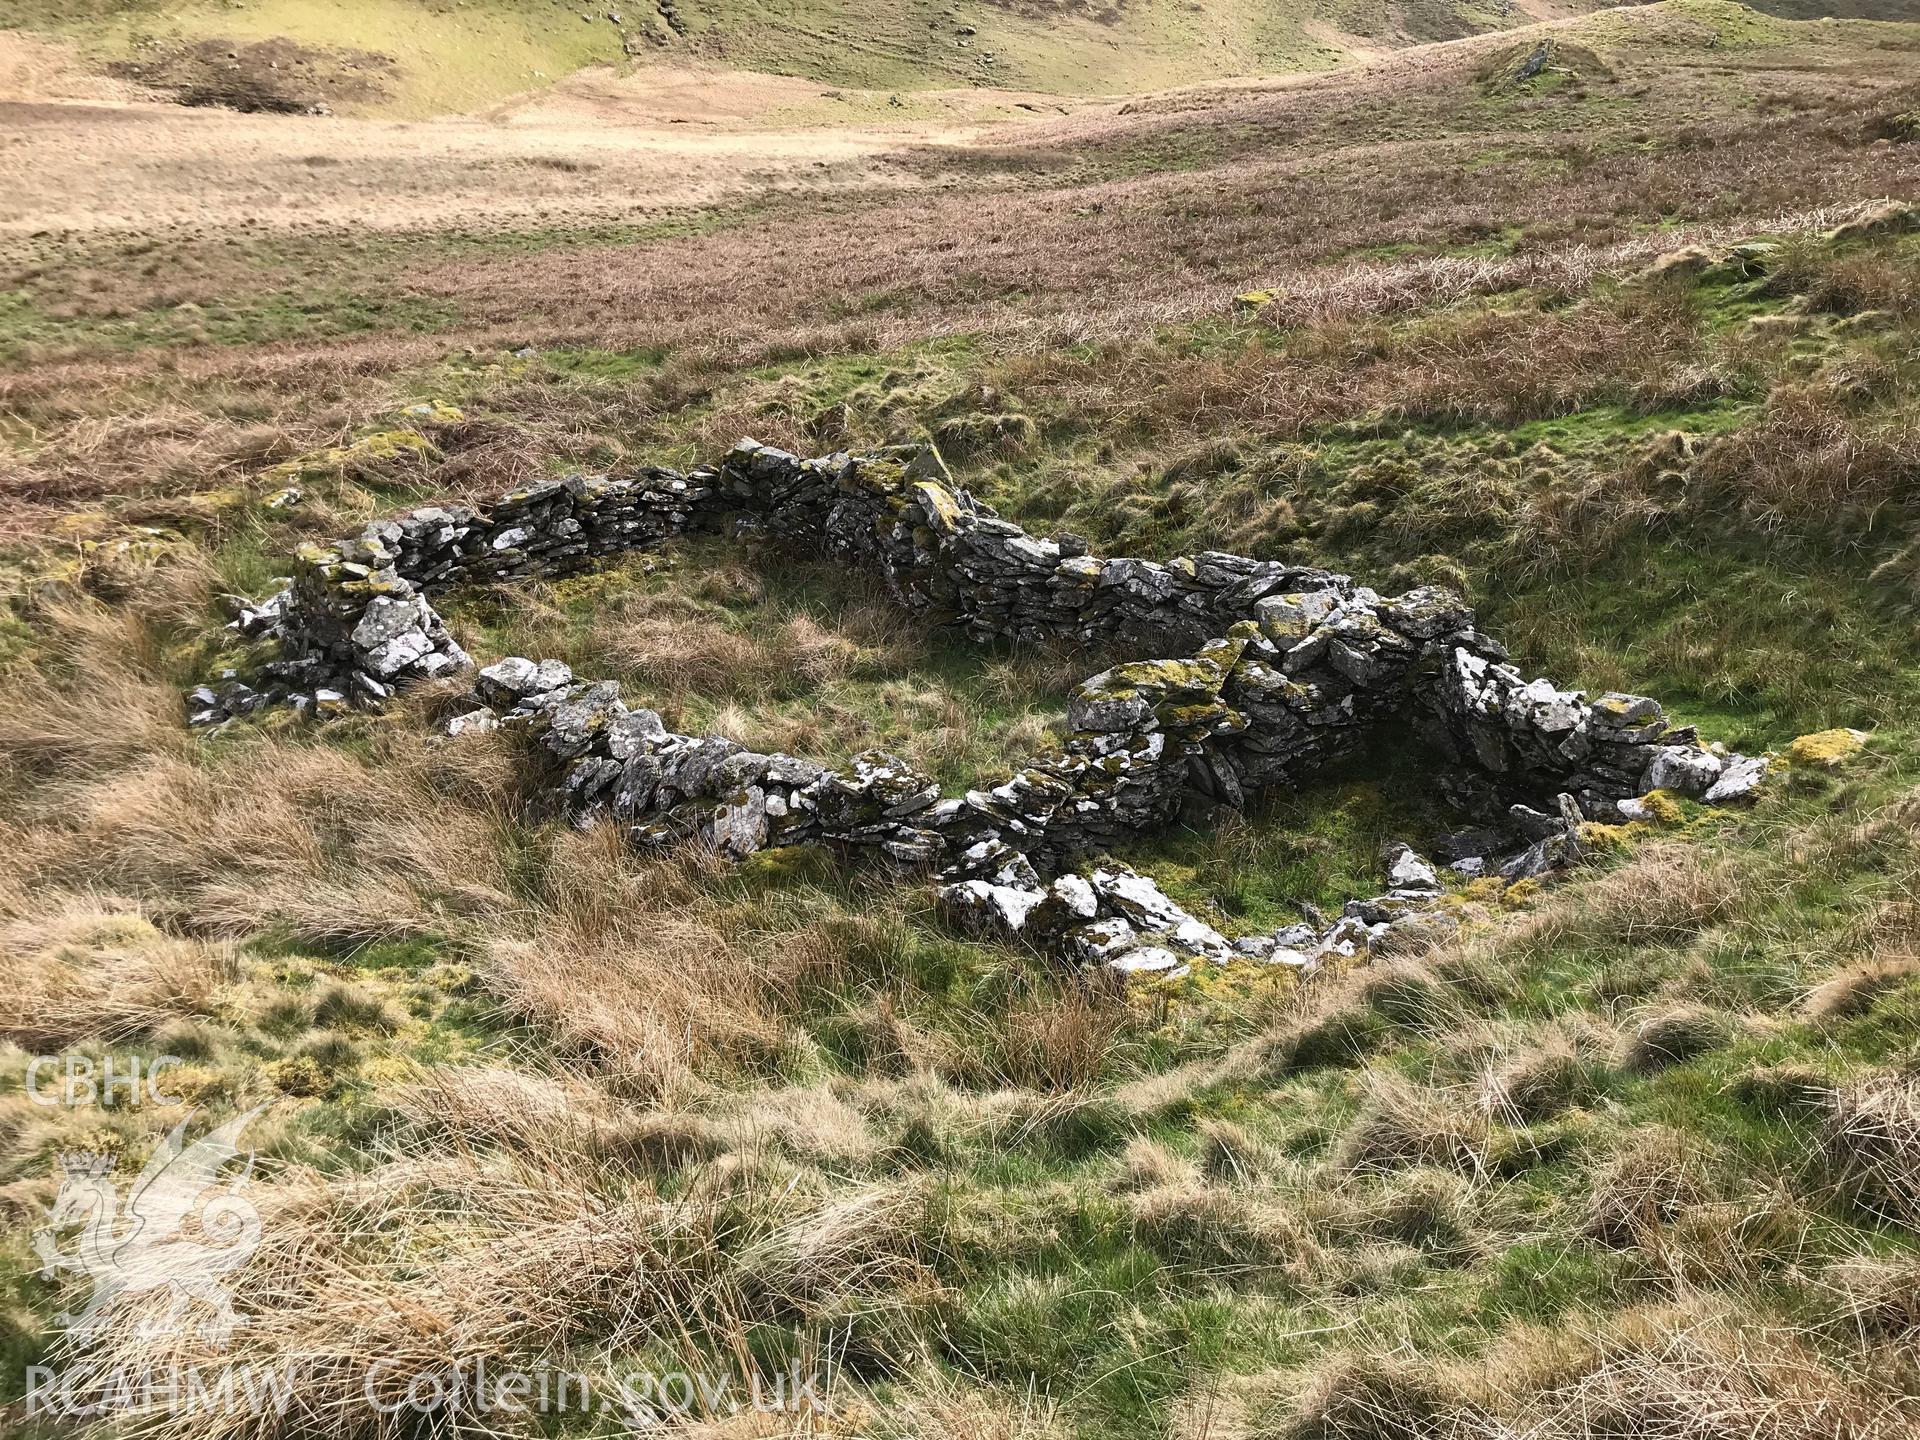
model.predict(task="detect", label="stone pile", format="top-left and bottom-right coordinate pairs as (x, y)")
top-left (944, 858), bottom-right (1394, 981)
top-left (192, 439), bottom-right (1770, 977)
top-left (189, 468), bottom-right (710, 724)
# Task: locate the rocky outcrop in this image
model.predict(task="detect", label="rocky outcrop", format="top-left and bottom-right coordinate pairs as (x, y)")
top-left (192, 440), bottom-right (1769, 976)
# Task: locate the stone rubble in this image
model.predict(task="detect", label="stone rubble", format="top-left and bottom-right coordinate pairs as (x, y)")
top-left (191, 440), bottom-right (1773, 976)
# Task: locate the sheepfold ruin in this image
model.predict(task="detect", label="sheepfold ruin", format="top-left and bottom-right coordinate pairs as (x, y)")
top-left (191, 441), bottom-right (1767, 977)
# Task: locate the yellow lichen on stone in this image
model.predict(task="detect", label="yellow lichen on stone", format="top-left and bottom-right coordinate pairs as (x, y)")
top-left (1500, 878), bottom-right (1541, 909)
top-left (78, 527), bottom-right (180, 566)
top-left (260, 426), bottom-right (438, 487)
top-left (912, 480), bottom-right (964, 535)
top-left (1577, 821), bottom-right (1635, 854)
top-left (1155, 700), bottom-right (1234, 731)
top-left (196, 485), bottom-right (252, 512)
top-left (1096, 657), bottom-right (1225, 696)
top-left (1639, 789), bottom-right (1686, 825)
top-left (1785, 728), bottom-right (1868, 768)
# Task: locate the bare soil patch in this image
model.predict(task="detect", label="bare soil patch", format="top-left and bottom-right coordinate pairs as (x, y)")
top-left (107, 35), bottom-right (397, 115)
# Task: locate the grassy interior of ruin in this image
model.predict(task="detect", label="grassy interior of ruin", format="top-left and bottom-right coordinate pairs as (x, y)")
top-left (4, 3), bottom-right (1920, 1436)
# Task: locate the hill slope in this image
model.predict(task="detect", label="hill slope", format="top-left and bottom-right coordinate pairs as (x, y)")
top-left (3, 0), bottom-right (1615, 117)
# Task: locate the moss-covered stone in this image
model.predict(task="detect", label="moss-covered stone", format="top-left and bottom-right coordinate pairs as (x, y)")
top-left (1785, 728), bottom-right (1868, 768)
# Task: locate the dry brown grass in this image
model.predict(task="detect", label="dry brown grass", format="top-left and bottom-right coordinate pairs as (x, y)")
top-left (0, 571), bottom-right (532, 943)
top-left (1820, 1071), bottom-right (1920, 1227)
top-left (1126, 1180), bottom-right (1318, 1279)
top-left (981, 981), bottom-right (1133, 1092)
top-left (1497, 1304), bottom-right (1912, 1440)
top-left (1800, 956), bottom-right (1920, 1021)
top-left (0, 900), bottom-right (234, 1049)
top-left (1616, 1005), bottom-right (1736, 1076)
top-left (0, 582), bottom-right (204, 781)
top-left (595, 609), bottom-right (862, 704)
top-left (1256, 1300), bottom-right (1915, 1440)
top-left (54, 1146), bottom-right (931, 1440)
top-left (1267, 1349), bottom-right (1470, 1440)
top-left (1581, 1127), bottom-right (1712, 1250)
top-left (1819, 1252), bottom-right (1920, 1338)
top-left (1111, 1134), bottom-right (1199, 1192)
top-left (13, 733), bottom-right (522, 943)
top-left (1479, 1028), bottom-right (1607, 1125)
top-left (860, 1376), bottom-right (1069, 1440)
top-left (1689, 375), bottom-right (1920, 528)
top-left (1334, 1071), bottom-right (1488, 1177)
top-left (476, 827), bottom-right (787, 1097)
top-left (383, 1062), bottom-right (633, 1161)
top-left (5, 9), bottom-right (1917, 536)
top-left (1313, 1167), bottom-right (1483, 1263)
top-left (1508, 844), bottom-right (1742, 955)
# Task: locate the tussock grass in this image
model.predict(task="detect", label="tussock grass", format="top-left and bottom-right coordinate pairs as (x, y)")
top-left (1196, 1117), bottom-right (1278, 1184)
top-left (0, 900), bottom-right (234, 1049)
top-left (384, 1063), bottom-right (624, 1159)
top-left (1127, 1181), bottom-right (1318, 1279)
top-left (1582, 1128), bottom-right (1714, 1250)
top-left (717, 1082), bottom-right (881, 1166)
top-left (1354, 960), bottom-right (1465, 1035)
top-left (1617, 1005), bottom-right (1737, 1075)
top-left (1, 586), bottom-right (529, 941)
top-left (1271, 1350), bottom-right (1468, 1440)
top-left (1729, 1062), bottom-right (1833, 1121)
top-left (1251, 1300), bottom-right (1917, 1440)
top-left (1480, 1031), bottom-right (1608, 1124)
top-left (1819, 1253), bottom-right (1920, 1337)
top-left (1111, 1135), bottom-right (1199, 1193)
top-left (983, 982), bottom-right (1133, 1093)
top-left (1496, 1304), bottom-right (1913, 1440)
top-left (1334, 1072), bottom-right (1488, 1177)
top-left (1821, 1071), bottom-right (1920, 1227)
top-left (1801, 956), bottom-right (1920, 1021)
top-left (1668, 1188), bottom-right (1819, 1288)
top-left (1512, 845), bottom-right (1742, 955)
top-left (55, 1149), bottom-right (932, 1440)
top-left (481, 904), bottom-right (776, 1097)
top-left (863, 1378), bottom-right (1069, 1440)
top-left (1315, 1167), bottom-right (1484, 1263)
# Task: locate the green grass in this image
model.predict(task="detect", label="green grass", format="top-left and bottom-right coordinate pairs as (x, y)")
top-left (0, 286), bottom-right (460, 362)
top-left (12, 0), bottom-right (630, 118)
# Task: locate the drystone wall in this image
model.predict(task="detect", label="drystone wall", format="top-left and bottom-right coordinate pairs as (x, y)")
top-left (191, 441), bottom-right (1767, 978)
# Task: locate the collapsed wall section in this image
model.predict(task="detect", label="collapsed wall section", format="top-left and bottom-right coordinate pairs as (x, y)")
top-left (191, 467), bottom-right (712, 719)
